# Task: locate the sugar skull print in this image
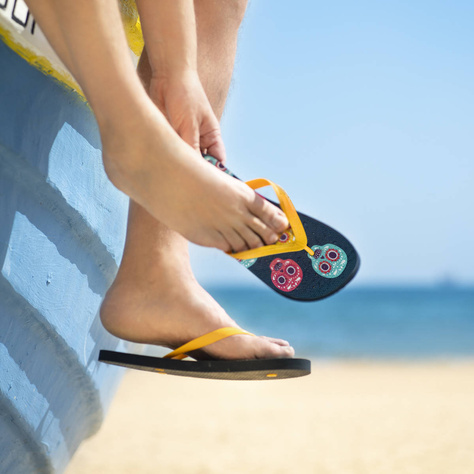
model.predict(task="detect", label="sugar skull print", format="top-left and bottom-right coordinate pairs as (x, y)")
top-left (275, 229), bottom-right (296, 247)
top-left (203, 155), bottom-right (235, 177)
top-left (308, 244), bottom-right (347, 278)
top-left (270, 258), bottom-right (303, 292)
top-left (239, 258), bottom-right (257, 268)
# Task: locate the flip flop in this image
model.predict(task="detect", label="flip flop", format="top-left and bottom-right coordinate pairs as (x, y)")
top-left (99, 327), bottom-right (311, 381)
top-left (204, 155), bottom-right (360, 301)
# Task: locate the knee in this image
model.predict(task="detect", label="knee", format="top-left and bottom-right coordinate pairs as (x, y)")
top-left (195, 0), bottom-right (248, 29)
top-left (228, 0), bottom-right (248, 26)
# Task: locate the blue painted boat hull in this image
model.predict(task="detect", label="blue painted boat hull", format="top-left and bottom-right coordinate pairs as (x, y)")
top-left (0, 39), bottom-right (130, 473)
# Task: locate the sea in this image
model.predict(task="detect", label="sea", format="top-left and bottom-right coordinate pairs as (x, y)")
top-left (204, 285), bottom-right (474, 360)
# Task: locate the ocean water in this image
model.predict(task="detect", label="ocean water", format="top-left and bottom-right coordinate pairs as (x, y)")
top-left (205, 286), bottom-right (474, 360)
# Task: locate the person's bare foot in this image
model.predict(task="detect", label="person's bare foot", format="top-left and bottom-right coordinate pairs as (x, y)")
top-left (100, 232), bottom-right (294, 360)
top-left (26, 0), bottom-right (284, 254)
top-left (100, 102), bottom-right (289, 254)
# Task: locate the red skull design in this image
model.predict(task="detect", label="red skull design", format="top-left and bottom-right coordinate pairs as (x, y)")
top-left (270, 258), bottom-right (303, 292)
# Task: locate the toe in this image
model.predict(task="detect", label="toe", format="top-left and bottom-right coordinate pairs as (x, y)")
top-left (235, 223), bottom-right (265, 250)
top-left (254, 337), bottom-right (295, 359)
top-left (220, 228), bottom-right (248, 253)
top-left (267, 341), bottom-right (295, 359)
top-left (249, 194), bottom-right (289, 234)
top-left (247, 216), bottom-right (279, 246)
top-left (262, 336), bottom-right (291, 347)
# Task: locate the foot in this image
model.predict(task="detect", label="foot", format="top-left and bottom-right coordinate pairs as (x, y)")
top-left (100, 102), bottom-right (288, 254)
top-left (100, 234), bottom-right (295, 360)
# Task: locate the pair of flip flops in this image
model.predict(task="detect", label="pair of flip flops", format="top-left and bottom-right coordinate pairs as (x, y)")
top-left (99, 156), bottom-right (360, 380)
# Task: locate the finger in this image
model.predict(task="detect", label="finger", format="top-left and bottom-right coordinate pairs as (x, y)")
top-left (173, 117), bottom-right (201, 152)
top-left (182, 130), bottom-right (201, 153)
top-left (205, 135), bottom-right (226, 163)
top-left (201, 123), bottom-right (226, 163)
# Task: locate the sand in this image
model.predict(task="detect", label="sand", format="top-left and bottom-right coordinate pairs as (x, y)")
top-left (66, 360), bottom-right (474, 474)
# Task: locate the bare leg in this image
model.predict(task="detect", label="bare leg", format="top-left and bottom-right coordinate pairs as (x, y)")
top-left (100, 1), bottom-right (294, 359)
top-left (24, 0), bottom-right (288, 253)
top-left (194, 0), bottom-right (246, 120)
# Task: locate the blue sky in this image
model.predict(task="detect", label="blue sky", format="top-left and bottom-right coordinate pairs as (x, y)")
top-left (190, 0), bottom-right (474, 287)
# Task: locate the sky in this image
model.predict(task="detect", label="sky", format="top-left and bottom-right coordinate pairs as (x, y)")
top-left (190, 0), bottom-right (474, 287)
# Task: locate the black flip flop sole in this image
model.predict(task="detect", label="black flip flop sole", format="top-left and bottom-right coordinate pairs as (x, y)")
top-left (99, 350), bottom-right (311, 381)
top-left (204, 155), bottom-right (360, 301)
top-left (246, 205), bottom-right (360, 301)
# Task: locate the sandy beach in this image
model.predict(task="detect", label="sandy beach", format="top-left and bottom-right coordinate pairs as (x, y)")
top-left (66, 360), bottom-right (474, 473)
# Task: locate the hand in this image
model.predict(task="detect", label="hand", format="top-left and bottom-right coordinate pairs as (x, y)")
top-left (148, 69), bottom-right (226, 162)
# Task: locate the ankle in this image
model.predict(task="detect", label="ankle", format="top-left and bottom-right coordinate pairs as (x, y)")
top-left (115, 245), bottom-right (192, 290)
top-left (98, 122), bottom-right (151, 193)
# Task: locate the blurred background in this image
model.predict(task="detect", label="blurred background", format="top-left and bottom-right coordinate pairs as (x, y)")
top-left (188, 0), bottom-right (474, 360)
top-left (194, 0), bottom-right (474, 288)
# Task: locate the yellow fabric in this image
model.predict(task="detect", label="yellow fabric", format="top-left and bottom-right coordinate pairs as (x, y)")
top-left (119, 0), bottom-right (145, 57)
top-left (163, 327), bottom-right (254, 360)
top-left (230, 179), bottom-right (314, 260)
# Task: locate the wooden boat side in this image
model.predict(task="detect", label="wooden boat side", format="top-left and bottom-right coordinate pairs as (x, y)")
top-left (0, 15), bottom-right (134, 473)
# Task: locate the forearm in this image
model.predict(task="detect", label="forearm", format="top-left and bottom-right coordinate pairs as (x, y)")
top-left (135, 0), bottom-right (226, 161)
top-left (135, 0), bottom-right (198, 78)
top-left (25, 0), bottom-right (149, 128)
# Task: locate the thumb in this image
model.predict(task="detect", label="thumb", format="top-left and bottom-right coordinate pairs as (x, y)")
top-left (205, 136), bottom-right (227, 164)
top-left (201, 121), bottom-right (226, 163)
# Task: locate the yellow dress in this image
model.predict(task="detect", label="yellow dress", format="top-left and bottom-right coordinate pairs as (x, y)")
top-left (119, 0), bottom-right (145, 57)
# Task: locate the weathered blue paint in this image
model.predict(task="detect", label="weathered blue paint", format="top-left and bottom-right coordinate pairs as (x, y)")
top-left (0, 39), bottom-right (131, 473)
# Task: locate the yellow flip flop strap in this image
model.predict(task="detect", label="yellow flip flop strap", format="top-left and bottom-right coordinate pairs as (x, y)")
top-left (230, 178), bottom-right (314, 260)
top-left (163, 327), bottom-right (254, 360)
